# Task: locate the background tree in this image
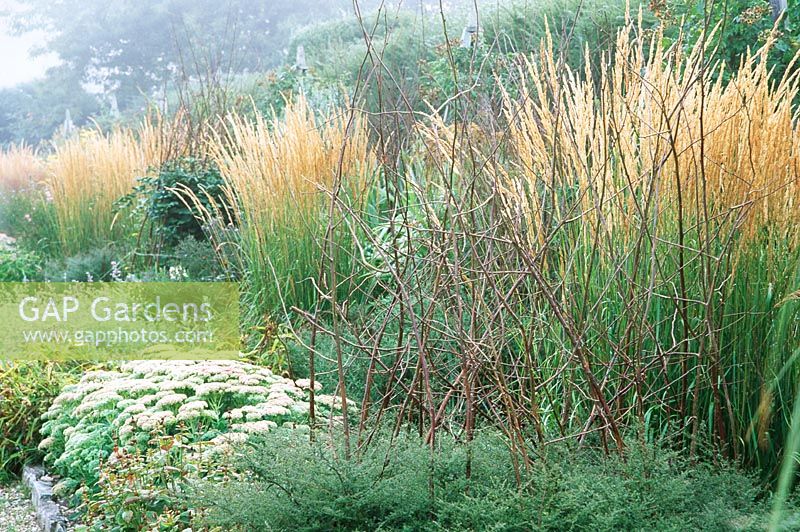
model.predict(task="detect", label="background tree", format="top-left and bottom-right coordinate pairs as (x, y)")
top-left (0, 0), bottom-right (368, 144)
top-left (0, 66), bottom-right (100, 146)
top-left (656, 0), bottom-right (798, 82)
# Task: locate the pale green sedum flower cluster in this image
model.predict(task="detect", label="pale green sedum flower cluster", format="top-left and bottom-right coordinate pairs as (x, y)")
top-left (38, 360), bottom-right (341, 490)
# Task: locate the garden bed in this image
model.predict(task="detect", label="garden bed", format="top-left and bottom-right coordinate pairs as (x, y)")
top-left (1, 0), bottom-right (800, 529)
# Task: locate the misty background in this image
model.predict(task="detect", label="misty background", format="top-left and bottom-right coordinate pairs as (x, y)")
top-left (0, 0), bottom-right (430, 145)
top-left (2, 0), bottom-right (788, 149)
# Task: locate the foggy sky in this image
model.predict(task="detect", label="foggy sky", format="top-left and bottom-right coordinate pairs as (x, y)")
top-left (0, 1), bottom-right (60, 88)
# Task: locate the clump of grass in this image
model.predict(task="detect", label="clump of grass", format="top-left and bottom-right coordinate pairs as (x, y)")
top-left (45, 114), bottom-right (189, 255)
top-left (196, 95), bottom-right (373, 319)
top-left (0, 143), bottom-right (46, 194)
top-left (484, 17), bottom-right (800, 465)
top-left (47, 129), bottom-right (146, 255)
top-left (498, 22), bottom-right (800, 244)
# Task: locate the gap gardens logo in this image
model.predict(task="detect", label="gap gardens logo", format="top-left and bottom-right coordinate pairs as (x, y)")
top-left (0, 282), bottom-right (239, 359)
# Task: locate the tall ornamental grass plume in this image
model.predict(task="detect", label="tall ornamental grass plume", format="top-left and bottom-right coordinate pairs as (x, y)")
top-left (0, 144), bottom-right (47, 194)
top-left (197, 95), bottom-right (374, 316)
top-left (481, 13), bottom-right (800, 468)
top-left (46, 113), bottom-right (189, 255)
top-left (497, 18), bottom-right (800, 247)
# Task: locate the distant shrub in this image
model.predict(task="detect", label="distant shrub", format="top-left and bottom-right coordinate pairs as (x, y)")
top-left (244, 66), bottom-right (341, 118)
top-left (121, 157), bottom-right (229, 248)
top-left (170, 236), bottom-right (226, 281)
top-left (290, 14), bottom-right (428, 85)
top-left (289, 11), bottom-right (440, 113)
top-left (482, 0), bottom-right (649, 63)
top-left (44, 246), bottom-right (122, 282)
top-left (658, 0), bottom-right (799, 84)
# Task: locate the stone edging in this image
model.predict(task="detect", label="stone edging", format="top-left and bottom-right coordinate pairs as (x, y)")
top-left (21, 465), bottom-right (68, 532)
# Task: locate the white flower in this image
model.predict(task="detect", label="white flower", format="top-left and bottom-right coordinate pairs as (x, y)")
top-left (178, 400), bottom-right (208, 413)
top-left (261, 404), bottom-right (290, 416)
top-left (211, 432), bottom-right (248, 445)
top-left (290, 402), bottom-right (310, 415)
top-left (177, 409), bottom-right (218, 422)
top-left (266, 392), bottom-right (295, 408)
top-left (168, 265), bottom-right (188, 281)
top-left (134, 410), bottom-right (176, 431)
top-left (158, 380), bottom-right (196, 391)
top-left (231, 420), bottom-right (277, 434)
top-left (74, 391), bottom-right (123, 416)
top-left (44, 359), bottom-right (332, 474)
top-left (118, 424), bottom-right (135, 440)
top-left (195, 382), bottom-right (228, 396)
top-left (268, 382), bottom-right (304, 397)
top-left (155, 393), bottom-right (188, 409)
top-left (122, 403), bottom-right (147, 415)
top-left (237, 375), bottom-right (265, 385)
top-left (116, 399), bottom-right (137, 410)
top-left (52, 391), bottom-right (83, 406)
top-left (295, 379), bottom-right (322, 391)
top-left (224, 409), bottom-right (244, 421)
top-left (81, 371), bottom-right (123, 383)
top-left (315, 394), bottom-right (354, 410)
top-left (110, 261), bottom-right (123, 282)
top-left (126, 381), bottom-right (159, 395)
top-left (229, 385), bottom-right (269, 396)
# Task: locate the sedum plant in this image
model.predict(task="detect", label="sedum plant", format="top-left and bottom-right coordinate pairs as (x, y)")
top-left (39, 360), bottom-right (339, 493)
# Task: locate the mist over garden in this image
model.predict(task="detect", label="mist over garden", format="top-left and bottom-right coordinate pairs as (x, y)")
top-left (1, 1), bottom-right (800, 530)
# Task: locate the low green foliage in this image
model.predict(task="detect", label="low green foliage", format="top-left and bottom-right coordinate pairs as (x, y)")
top-left (170, 236), bottom-right (227, 281)
top-left (0, 362), bottom-right (86, 481)
top-left (0, 190), bottom-right (60, 257)
top-left (192, 430), bottom-right (797, 531)
top-left (286, 326), bottom-right (382, 402)
top-left (44, 246), bottom-right (124, 282)
top-left (0, 246), bottom-right (43, 281)
top-left (81, 433), bottom-right (224, 531)
top-left (241, 319), bottom-right (295, 375)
